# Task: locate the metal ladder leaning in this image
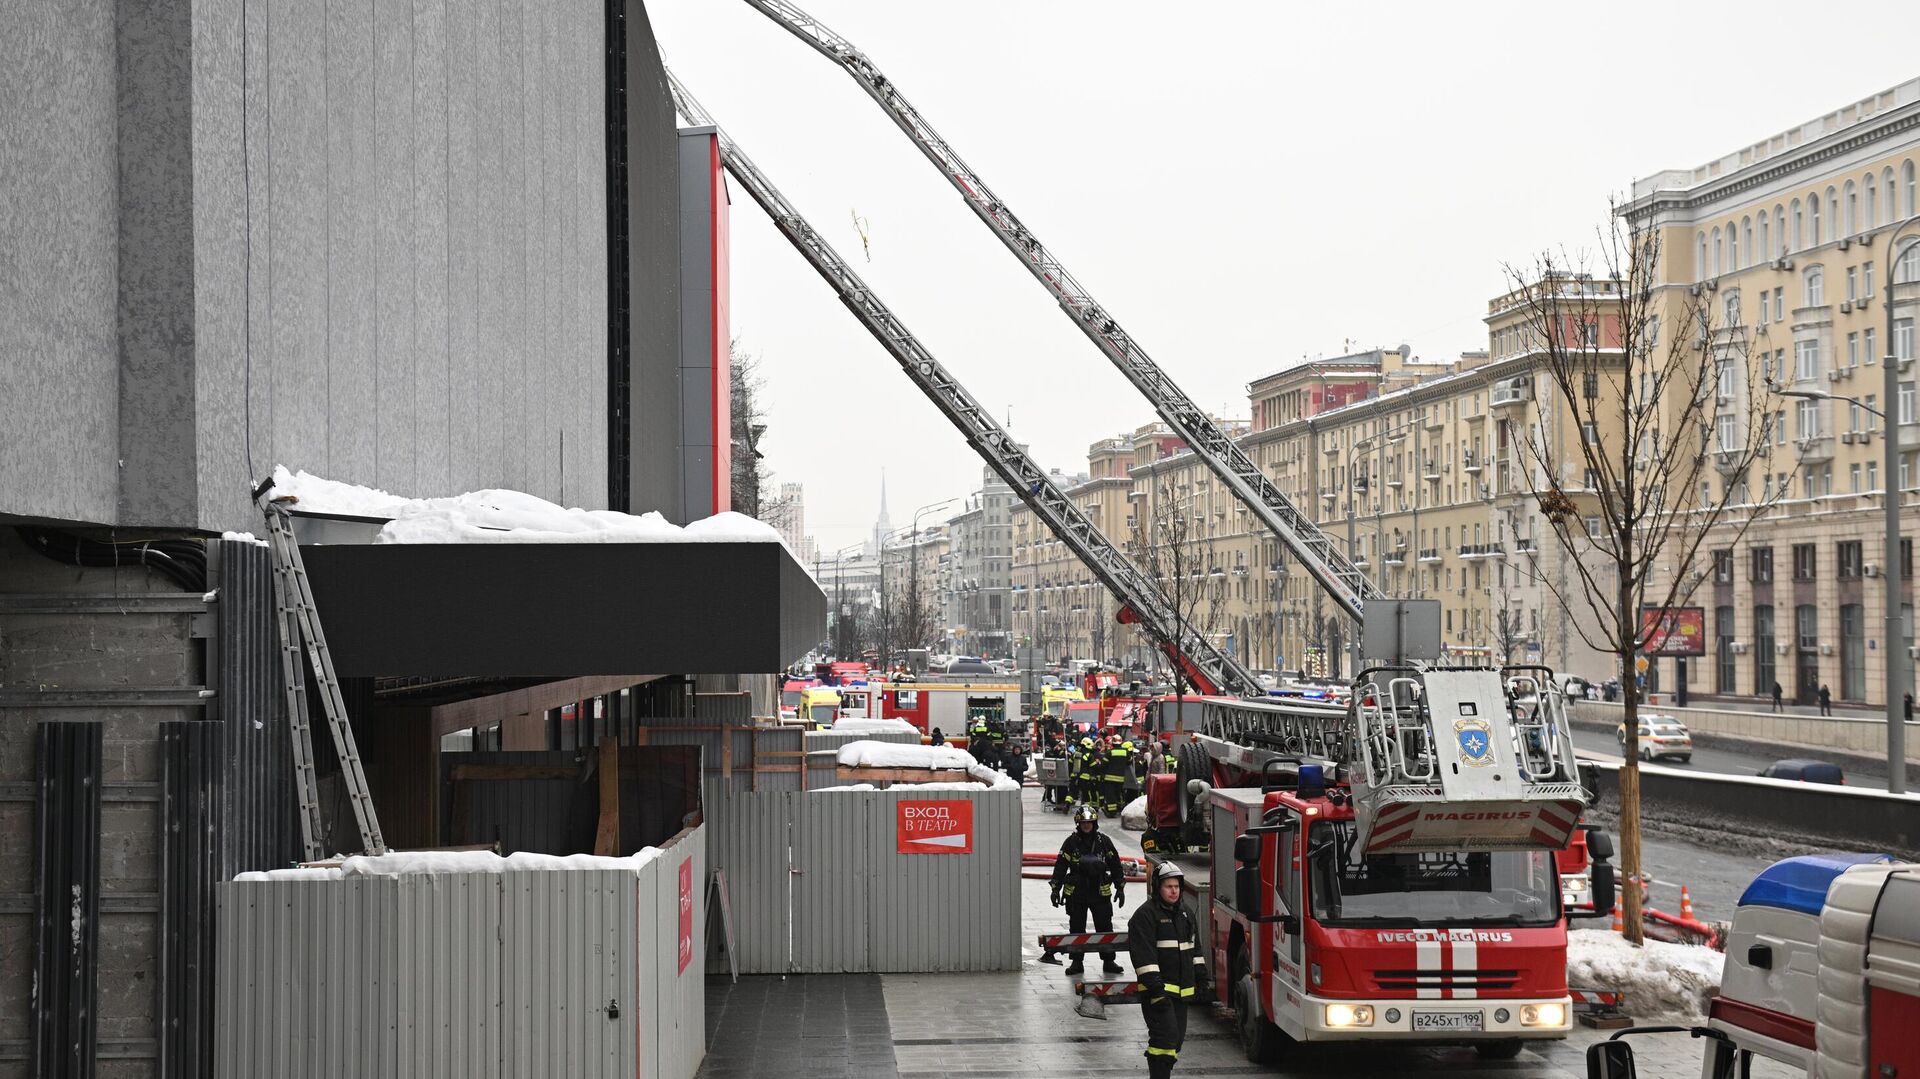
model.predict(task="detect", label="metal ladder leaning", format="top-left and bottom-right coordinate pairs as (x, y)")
top-left (261, 496), bottom-right (387, 861)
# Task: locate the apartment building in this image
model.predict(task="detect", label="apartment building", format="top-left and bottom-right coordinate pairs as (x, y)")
top-left (1626, 77), bottom-right (1920, 708)
top-left (945, 465), bottom-right (1018, 657)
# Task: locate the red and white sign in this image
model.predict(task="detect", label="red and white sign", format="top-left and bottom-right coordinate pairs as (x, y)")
top-left (677, 857), bottom-right (694, 974)
top-left (896, 799), bottom-right (974, 855)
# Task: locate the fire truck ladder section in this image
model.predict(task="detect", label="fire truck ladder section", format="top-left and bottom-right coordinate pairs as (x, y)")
top-left (739, 0), bottom-right (1379, 625)
top-left (667, 75), bottom-right (1263, 700)
top-left (1345, 665), bottom-right (1585, 854)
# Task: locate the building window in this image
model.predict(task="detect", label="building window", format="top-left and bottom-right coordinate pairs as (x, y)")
top-left (1906, 160), bottom-right (1917, 217)
top-left (1804, 266), bottom-right (1825, 306)
top-left (1797, 397), bottom-right (1820, 438)
top-left (1847, 267), bottom-right (1859, 303)
top-left (1795, 340), bottom-right (1819, 381)
top-left (1849, 332), bottom-right (1861, 368)
top-left (1867, 175), bottom-right (1878, 227)
top-left (1865, 261), bottom-right (1876, 299)
top-left (1839, 541), bottom-right (1863, 579)
top-left (1811, 194), bottom-right (1823, 245)
top-left (1867, 328), bottom-right (1878, 365)
top-left (1723, 291), bottom-right (1740, 326)
top-left (1796, 604), bottom-right (1819, 651)
top-left (1868, 460), bottom-right (1879, 491)
top-left (1841, 603), bottom-right (1865, 700)
top-left (1583, 371), bottom-right (1598, 398)
top-left (1792, 543), bottom-right (1817, 581)
top-left (1713, 549), bottom-right (1734, 583)
top-left (1845, 181), bottom-right (1858, 236)
top-left (1750, 546), bottom-right (1774, 583)
top-left (1754, 604), bottom-right (1777, 694)
top-left (1792, 199), bottom-right (1804, 249)
top-left (1901, 382), bottom-right (1916, 425)
top-left (1717, 605), bottom-right (1737, 693)
top-left (1717, 414), bottom-right (1737, 452)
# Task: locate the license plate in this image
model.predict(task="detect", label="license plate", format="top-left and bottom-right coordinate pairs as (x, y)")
top-left (1412, 1011), bottom-right (1484, 1032)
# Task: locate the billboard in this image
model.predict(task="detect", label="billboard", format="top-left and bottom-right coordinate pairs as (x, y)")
top-left (1639, 606), bottom-right (1707, 657)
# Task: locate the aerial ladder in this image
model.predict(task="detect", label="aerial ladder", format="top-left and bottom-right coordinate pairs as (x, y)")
top-left (674, 62), bottom-right (1585, 851)
top-left (736, 0), bottom-right (1380, 627)
top-left (667, 76), bottom-right (1262, 702)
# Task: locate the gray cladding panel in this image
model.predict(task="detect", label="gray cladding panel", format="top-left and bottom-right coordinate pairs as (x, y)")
top-left (188, 0), bottom-right (608, 534)
top-left (0, 0), bottom-right (121, 524)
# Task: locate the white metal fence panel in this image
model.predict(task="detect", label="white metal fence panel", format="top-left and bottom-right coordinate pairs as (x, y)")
top-left (499, 871), bottom-right (635, 1078)
top-left (794, 791), bottom-right (871, 972)
top-left (396, 874), bottom-right (501, 1079)
top-left (867, 790), bottom-right (1022, 972)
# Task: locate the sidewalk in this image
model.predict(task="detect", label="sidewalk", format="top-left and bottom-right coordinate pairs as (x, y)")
top-left (698, 783), bottom-right (1794, 1079)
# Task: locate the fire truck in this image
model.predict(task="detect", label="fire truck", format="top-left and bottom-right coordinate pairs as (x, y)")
top-left (1202, 665), bottom-right (1588, 1062)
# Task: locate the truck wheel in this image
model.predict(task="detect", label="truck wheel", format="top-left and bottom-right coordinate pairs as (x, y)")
top-left (1475, 1039), bottom-right (1524, 1060)
top-left (1233, 974), bottom-right (1286, 1065)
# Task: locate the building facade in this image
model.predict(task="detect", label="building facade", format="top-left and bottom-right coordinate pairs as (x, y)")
top-left (1626, 77), bottom-right (1920, 708)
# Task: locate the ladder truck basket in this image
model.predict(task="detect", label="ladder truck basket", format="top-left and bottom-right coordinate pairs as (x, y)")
top-left (1348, 665), bottom-right (1586, 855)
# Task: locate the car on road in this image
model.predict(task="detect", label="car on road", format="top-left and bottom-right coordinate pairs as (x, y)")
top-left (1756, 758), bottom-right (1845, 784)
top-left (941, 657), bottom-right (999, 676)
top-left (1616, 713), bottom-right (1693, 763)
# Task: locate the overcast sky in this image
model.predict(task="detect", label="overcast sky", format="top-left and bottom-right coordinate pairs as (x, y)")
top-left (649, 1), bottom-right (1914, 552)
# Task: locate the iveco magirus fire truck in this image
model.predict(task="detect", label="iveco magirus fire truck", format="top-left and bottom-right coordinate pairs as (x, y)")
top-left (1197, 664), bottom-right (1590, 1060)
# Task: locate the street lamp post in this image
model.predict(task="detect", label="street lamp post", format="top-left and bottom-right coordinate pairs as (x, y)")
top-left (1778, 237), bottom-right (1915, 797)
top-left (1883, 219), bottom-right (1920, 793)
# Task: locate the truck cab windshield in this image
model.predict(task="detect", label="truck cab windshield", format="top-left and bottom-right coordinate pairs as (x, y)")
top-left (1308, 820), bottom-right (1559, 927)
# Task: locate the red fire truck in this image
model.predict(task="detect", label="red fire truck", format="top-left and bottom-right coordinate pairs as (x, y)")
top-left (1205, 766), bottom-right (1575, 1062)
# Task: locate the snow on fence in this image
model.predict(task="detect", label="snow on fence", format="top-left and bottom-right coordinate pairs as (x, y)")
top-left (702, 784), bottom-right (1020, 973)
top-left (214, 825), bottom-right (706, 1079)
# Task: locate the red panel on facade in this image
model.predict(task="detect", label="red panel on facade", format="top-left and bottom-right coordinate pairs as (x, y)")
top-left (710, 137), bottom-right (732, 513)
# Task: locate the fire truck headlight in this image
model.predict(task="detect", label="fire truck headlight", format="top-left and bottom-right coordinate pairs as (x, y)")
top-left (1520, 1003), bottom-right (1566, 1028)
top-left (1324, 1004), bottom-right (1373, 1028)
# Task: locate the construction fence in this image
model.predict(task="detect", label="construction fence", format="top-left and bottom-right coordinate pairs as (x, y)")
top-left (213, 823), bottom-right (707, 1079)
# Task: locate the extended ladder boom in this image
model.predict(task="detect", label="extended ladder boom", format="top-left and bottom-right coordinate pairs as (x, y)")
top-left (668, 74), bottom-right (1262, 699)
top-left (739, 0), bottom-right (1379, 623)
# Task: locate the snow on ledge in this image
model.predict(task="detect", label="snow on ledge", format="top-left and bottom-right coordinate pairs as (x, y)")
top-left (268, 466), bottom-right (782, 546)
top-left (233, 847), bottom-right (664, 882)
top-left (827, 739), bottom-right (1019, 791)
top-left (829, 718), bottom-right (922, 736)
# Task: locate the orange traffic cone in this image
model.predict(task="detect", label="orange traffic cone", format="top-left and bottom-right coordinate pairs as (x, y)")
top-left (1611, 900), bottom-right (1624, 934)
top-left (1679, 885), bottom-right (1695, 921)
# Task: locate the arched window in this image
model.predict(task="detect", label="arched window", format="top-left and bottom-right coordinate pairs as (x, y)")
top-left (1698, 232), bottom-right (1708, 281)
top-left (1792, 198), bottom-right (1804, 249)
top-left (1845, 180), bottom-right (1857, 236)
top-left (1759, 211), bottom-right (1771, 259)
top-left (1907, 160), bottom-right (1917, 217)
top-left (1742, 217), bottom-right (1753, 268)
top-left (1712, 226), bottom-right (1723, 275)
top-left (1866, 174), bottom-right (1878, 228)
top-left (1729, 223), bottom-right (1740, 270)
top-left (1886, 168), bottom-right (1899, 223)
top-left (1805, 265), bottom-right (1825, 306)
top-left (1827, 187), bottom-right (1839, 242)
top-left (1810, 194), bottom-right (1822, 246)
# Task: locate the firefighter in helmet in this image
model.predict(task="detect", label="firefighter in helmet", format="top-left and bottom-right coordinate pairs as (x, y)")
top-left (1101, 736), bottom-right (1137, 816)
top-left (1071, 735), bottom-right (1099, 807)
top-left (1044, 804), bottom-right (1126, 974)
top-left (1127, 860), bottom-right (1208, 1078)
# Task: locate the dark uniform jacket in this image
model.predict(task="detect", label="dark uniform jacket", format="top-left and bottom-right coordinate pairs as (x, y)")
top-left (1050, 828), bottom-right (1124, 900)
top-left (1126, 895), bottom-right (1209, 999)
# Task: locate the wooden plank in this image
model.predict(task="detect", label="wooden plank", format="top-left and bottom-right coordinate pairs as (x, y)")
top-left (447, 763), bottom-right (578, 782)
top-left (594, 738), bottom-right (620, 856)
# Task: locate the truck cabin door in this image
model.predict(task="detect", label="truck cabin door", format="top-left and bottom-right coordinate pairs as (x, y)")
top-left (1271, 816), bottom-right (1303, 973)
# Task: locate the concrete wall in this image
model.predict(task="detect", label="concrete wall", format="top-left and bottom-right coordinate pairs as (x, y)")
top-left (622, 6), bottom-right (684, 520)
top-left (1, 0), bottom-right (612, 534)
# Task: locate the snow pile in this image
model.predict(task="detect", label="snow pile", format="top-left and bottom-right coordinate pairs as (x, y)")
top-left (1120, 796), bottom-right (1149, 831)
top-left (233, 847), bottom-right (663, 882)
top-left (268, 466), bottom-right (782, 546)
top-left (830, 718), bottom-right (922, 736)
top-left (220, 531), bottom-right (268, 547)
top-left (836, 739), bottom-right (976, 771)
top-left (1566, 928), bottom-right (1723, 1021)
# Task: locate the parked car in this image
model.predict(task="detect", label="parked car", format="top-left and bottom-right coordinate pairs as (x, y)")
top-left (1757, 759), bottom-right (1845, 784)
top-left (1616, 713), bottom-right (1693, 763)
top-left (942, 658), bottom-right (998, 676)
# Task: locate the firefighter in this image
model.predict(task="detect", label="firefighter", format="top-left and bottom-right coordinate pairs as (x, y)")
top-left (986, 717), bottom-right (1009, 770)
top-left (1101, 736), bottom-right (1134, 816)
top-left (1046, 804), bottom-right (1126, 974)
top-left (1127, 860), bottom-right (1208, 1078)
top-left (1071, 736), bottom-right (1099, 807)
top-left (967, 715), bottom-right (991, 764)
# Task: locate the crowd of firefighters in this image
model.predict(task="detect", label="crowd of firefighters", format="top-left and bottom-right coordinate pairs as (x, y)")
top-left (1040, 730), bottom-right (1171, 816)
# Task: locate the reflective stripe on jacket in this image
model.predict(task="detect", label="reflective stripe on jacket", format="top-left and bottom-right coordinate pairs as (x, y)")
top-left (1126, 895), bottom-right (1206, 998)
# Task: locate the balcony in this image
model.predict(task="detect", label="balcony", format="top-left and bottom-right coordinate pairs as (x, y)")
top-left (1794, 435), bottom-right (1835, 463)
top-left (1383, 548), bottom-right (1408, 566)
top-left (1422, 461), bottom-right (1442, 481)
top-left (1458, 543), bottom-right (1505, 560)
top-left (1514, 537), bottom-right (1538, 553)
top-left (1490, 380), bottom-right (1532, 408)
top-left (1386, 474), bottom-right (1405, 489)
top-left (1417, 548), bottom-right (1442, 563)
top-left (1462, 454), bottom-right (1484, 474)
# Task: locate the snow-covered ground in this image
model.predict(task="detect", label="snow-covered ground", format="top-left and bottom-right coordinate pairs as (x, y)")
top-left (1566, 928), bottom-right (1723, 1021)
top-left (234, 847), bottom-right (663, 882)
top-left (268, 466), bottom-right (782, 545)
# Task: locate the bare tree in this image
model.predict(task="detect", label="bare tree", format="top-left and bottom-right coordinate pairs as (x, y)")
top-left (1503, 209), bottom-right (1782, 943)
top-left (729, 340), bottom-right (772, 516)
top-left (1130, 482), bottom-right (1228, 697)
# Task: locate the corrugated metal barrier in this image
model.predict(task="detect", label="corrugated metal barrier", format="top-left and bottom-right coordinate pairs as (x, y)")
top-left (702, 786), bottom-right (1020, 974)
top-left (214, 824), bottom-right (705, 1079)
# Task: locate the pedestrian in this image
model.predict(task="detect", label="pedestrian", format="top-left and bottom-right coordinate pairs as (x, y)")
top-left (1771, 681), bottom-right (1784, 713)
top-left (1142, 740), bottom-right (1165, 777)
top-left (1818, 684), bottom-right (1833, 717)
top-left (1128, 860), bottom-right (1207, 1078)
top-left (1005, 743), bottom-right (1028, 786)
top-left (929, 727), bottom-right (946, 747)
top-left (1044, 804), bottom-right (1126, 974)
